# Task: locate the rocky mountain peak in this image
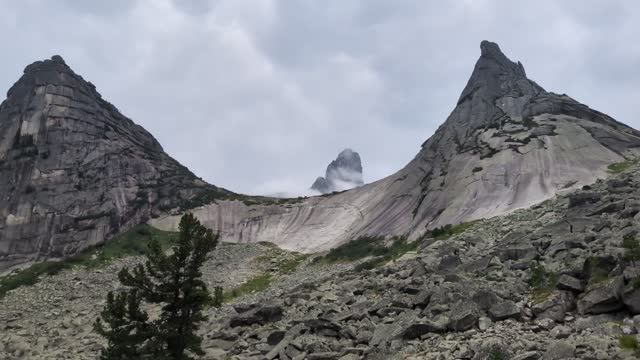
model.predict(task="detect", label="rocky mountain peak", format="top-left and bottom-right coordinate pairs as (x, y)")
top-left (311, 148), bottom-right (364, 194)
top-left (0, 55), bottom-right (230, 270)
top-left (457, 40), bottom-right (540, 107)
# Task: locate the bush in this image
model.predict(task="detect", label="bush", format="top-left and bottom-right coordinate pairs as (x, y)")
top-left (623, 235), bottom-right (640, 264)
top-left (315, 236), bottom-right (418, 272)
top-left (430, 221), bottom-right (478, 240)
top-left (619, 334), bottom-right (639, 354)
top-left (528, 264), bottom-right (558, 303)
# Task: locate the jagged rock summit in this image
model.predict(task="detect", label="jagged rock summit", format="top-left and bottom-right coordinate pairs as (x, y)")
top-left (0, 55), bottom-right (237, 270)
top-left (152, 40), bottom-right (640, 252)
top-left (311, 148), bottom-right (364, 194)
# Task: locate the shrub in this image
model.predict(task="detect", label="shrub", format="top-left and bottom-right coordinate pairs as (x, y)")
top-left (528, 264), bottom-right (559, 303)
top-left (315, 236), bottom-right (418, 272)
top-left (430, 221), bottom-right (479, 240)
top-left (623, 235), bottom-right (640, 265)
top-left (619, 335), bottom-right (639, 354)
top-left (472, 166), bottom-right (483, 173)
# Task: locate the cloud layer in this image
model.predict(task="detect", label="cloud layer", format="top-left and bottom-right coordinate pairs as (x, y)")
top-left (0, 0), bottom-right (639, 195)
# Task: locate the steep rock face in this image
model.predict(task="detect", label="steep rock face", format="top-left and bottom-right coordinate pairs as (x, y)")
top-left (0, 56), bottom-right (233, 270)
top-left (152, 41), bottom-right (640, 252)
top-left (311, 148), bottom-right (364, 194)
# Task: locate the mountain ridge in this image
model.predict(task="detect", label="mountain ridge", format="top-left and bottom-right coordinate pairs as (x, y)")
top-left (151, 40), bottom-right (640, 252)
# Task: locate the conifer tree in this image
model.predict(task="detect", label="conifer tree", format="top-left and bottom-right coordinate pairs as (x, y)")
top-left (95, 213), bottom-right (221, 360)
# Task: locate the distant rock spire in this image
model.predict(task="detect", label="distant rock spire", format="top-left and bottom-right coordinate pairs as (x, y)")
top-left (311, 149), bottom-right (364, 194)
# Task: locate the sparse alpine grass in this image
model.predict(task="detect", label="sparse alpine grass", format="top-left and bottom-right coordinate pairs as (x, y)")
top-left (607, 159), bottom-right (638, 174)
top-left (0, 224), bottom-right (178, 299)
top-left (313, 235), bottom-right (418, 271)
top-left (223, 274), bottom-right (273, 302)
top-left (223, 250), bottom-right (309, 302)
top-left (430, 220), bottom-right (479, 240)
top-left (619, 335), bottom-right (640, 355)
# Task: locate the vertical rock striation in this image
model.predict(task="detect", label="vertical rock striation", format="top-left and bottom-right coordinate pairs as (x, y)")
top-left (0, 56), bottom-right (233, 270)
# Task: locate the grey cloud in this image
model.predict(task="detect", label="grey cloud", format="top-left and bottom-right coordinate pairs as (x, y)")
top-left (0, 0), bottom-right (638, 195)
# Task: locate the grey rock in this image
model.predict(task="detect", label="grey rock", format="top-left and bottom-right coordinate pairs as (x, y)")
top-left (229, 305), bottom-right (283, 327)
top-left (556, 274), bottom-right (584, 292)
top-left (532, 291), bottom-right (575, 322)
top-left (577, 276), bottom-right (624, 314)
top-left (543, 341), bottom-right (575, 360)
top-left (449, 309), bottom-right (478, 331)
top-left (488, 300), bottom-right (521, 321)
top-left (0, 55), bottom-right (237, 270)
top-left (549, 325), bottom-right (572, 339)
top-left (623, 284), bottom-right (640, 314)
top-left (513, 351), bottom-right (542, 360)
top-left (311, 149), bottom-right (364, 194)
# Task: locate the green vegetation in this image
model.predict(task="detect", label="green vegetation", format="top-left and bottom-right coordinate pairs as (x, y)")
top-left (223, 250), bottom-right (308, 303)
top-left (179, 187), bottom-right (307, 210)
top-left (223, 274), bottom-right (273, 302)
top-left (623, 234), bottom-right (640, 265)
top-left (0, 225), bottom-right (178, 299)
top-left (312, 236), bottom-right (418, 271)
top-left (95, 214), bottom-right (220, 360)
top-left (430, 220), bottom-right (479, 240)
top-left (274, 254), bottom-right (309, 274)
top-left (608, 159), bottom-right (638, 174)
top-left (619, 335), bottom-right (640, 355)
top-left (528, 264), bottom-right (559, 303)
top-left (487, 349), bottom-right (509, 360)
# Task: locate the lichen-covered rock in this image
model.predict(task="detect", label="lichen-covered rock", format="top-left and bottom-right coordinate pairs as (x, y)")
top-left (577, 276), bottom-right (624, 315)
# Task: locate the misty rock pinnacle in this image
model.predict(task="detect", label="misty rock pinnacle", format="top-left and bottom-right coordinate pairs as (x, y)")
top-left (311, 149), bottom-right (364, 194)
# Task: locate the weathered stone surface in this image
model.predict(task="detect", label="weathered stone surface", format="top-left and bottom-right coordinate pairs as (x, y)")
top-left (229, 305), bottom-right (283, 327)
top-left (556, 274), bottom-right (584, 292)
top-left (577, 276), bottom-right (624, 314)
top-left (488, 300), bottom-right (521, 321)
top-left (0, 56), bottom-right (236, 270)
top-left (532, 291), bottom-right (575, 322)
top-left (542, 341), bottom-right (575, 360)
top-left (623, 285), bottom-right (640, 314)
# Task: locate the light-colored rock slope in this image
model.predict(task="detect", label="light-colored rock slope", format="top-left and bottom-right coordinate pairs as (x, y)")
top-left (151, 41), bottom-right (640, 252)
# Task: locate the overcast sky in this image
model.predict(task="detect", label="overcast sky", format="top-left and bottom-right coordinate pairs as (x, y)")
top-left (1, 1), bottom-right (639, 195)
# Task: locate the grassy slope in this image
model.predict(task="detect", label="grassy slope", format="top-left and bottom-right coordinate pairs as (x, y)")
top-left (0, 224), bottom-right (178, 298)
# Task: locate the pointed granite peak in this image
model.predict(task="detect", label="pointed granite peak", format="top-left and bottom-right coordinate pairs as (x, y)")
top-left (457, 40), bottom-right (542, 105)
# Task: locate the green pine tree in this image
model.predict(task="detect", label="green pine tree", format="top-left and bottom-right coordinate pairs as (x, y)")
top-left (93, 289), bottom-right (155, 359)
top-left (95, 213), bottom-right (222, 360)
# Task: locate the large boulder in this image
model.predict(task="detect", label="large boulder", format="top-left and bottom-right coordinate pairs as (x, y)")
top-left (556, 274), bottom-right (584, 293)
top-left (488, 300), bottom-right (521, 321)
top-left (623, 284), bottom-right (640, 314)
top-left (229, 305), bottom-right (284, 327)
top-left (577, 276), bottom-right (624, 314)
top-left (532, 291), bottom-right (575, 322)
